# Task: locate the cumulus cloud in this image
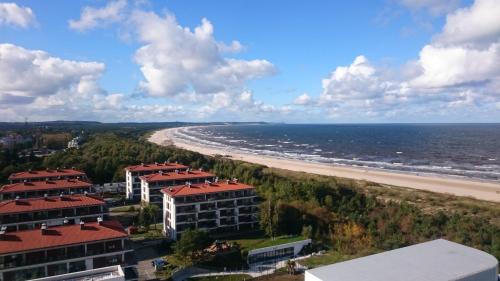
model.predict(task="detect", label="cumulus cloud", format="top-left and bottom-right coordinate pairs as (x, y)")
top-left (301, 0), bottom-right (500, 121)
top-left (293, 93), bottom-right (312, 106)
top-left (131, 11), bottom-right (276, 98)
top-left (69, 0), bottom-right (127, 31)
top-left (435, 0), bottom-right (500, 46)
top-left (0, 2), bottom-right (35, 28)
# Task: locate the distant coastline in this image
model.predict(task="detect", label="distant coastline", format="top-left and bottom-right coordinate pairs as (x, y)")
top-left (149, 126), bottom-right (500, 203)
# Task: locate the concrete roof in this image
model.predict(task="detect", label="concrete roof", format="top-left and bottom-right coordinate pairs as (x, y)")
top-left (306, 239), bottom-right (498, 281)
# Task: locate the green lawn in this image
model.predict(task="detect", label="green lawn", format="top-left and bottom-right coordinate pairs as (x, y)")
top-left (298, 251), bottom-right (347, 268)
top-left (187, 274), bottom-right (253, 281)
top-left (129, 223), bottom-right (164, 239)
top-left (225, 232), bottom-right (306, 252)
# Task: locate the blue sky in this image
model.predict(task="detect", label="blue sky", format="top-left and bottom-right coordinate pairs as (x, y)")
top-left (0, 0), bottom-right (499, 122)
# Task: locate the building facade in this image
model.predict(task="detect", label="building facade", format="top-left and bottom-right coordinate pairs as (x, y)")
top-left (8, 168), bottom-right (87, 183)
top-left (140, 170), bottom-right (216, 206)
top-left (0, 179), bottom-right (93, 200)
top-left (161, 179), bottom-right (259, 240)
top-left (0, 194), bottom-right (107, 231)
top-left (124, 162), bottom-right (188, 201)
top-left (0, 220), bottom-right (135, 281)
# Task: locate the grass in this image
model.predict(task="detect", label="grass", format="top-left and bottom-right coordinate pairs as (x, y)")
top-left (298, 250), bottom-right (352, 268)
top-left (129, 223), bottom-right (164, 239)
top-left (225, 232), bottom-right (306, 252)
top-left (109, 205), bottom-right (138, 213)
top-left (187, 274), bottom-right (252, 281)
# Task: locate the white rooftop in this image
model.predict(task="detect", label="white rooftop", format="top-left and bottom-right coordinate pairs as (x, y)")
top-left (305, 239), bottom-right (498, 281)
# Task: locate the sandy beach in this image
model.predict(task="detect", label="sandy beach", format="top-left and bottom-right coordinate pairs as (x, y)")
top-left (149, 127), bottom-right (500, 203)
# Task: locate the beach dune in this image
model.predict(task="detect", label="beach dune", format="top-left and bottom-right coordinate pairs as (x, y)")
top-left (149, 127), bottom-right (500, 203)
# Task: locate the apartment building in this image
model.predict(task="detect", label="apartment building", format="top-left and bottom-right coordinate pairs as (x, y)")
top-left (0, 179), bottom-right (93, 200)
top-left (124, 162), bottom-right (188, 201)
top-left (0, 194), bottom-right (107, 231)
top-left (8, 168), bottom-right (87, 184)
top-left (161, 179), bottom-right (259, 240)
top-left (0, 220), bottom-right (135, 281)
top-left (140, 169), bottom-right (216, 206)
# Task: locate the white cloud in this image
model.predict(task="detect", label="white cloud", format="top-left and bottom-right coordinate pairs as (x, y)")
top-left (435, 0), bottom-right (500, 46)
top-left (0, 2), bottom-right (35, 28)
top-left (131, 11), bottom-right (276, 98)
top-left (69, 0), bottom-right (127, 31)
top-left (0, 44), bottom-right (105, 99)
top-left (410, 43), bottom-right (500, 88)
top-left (293, 93), bottom-right (312, 105)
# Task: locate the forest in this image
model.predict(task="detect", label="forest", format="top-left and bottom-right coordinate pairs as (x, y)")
top-left (1, 128), bottom-right (499, 260)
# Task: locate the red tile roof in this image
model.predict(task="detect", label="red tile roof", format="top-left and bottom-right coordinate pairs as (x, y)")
top-left (0, 195), bottom-right (105, 215)
top-left (8, 169), bottom-right (86, 180)
top-left (161, 181), bottom-right (255, 197)
top-left (125, 162), bottom-right (188, 172)
top-left (0, 220), bottom-right (127, 255)
top-left (0, 179), bottom-right (92, 194)
top-left (140, 170), bottom-right (215, 183)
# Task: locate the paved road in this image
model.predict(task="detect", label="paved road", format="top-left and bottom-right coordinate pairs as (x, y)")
top-left (135, 245), bottom-right (165, 281)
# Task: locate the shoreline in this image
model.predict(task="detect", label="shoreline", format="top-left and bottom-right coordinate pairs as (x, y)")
top-left (149, 126), bottom-right (500, 203)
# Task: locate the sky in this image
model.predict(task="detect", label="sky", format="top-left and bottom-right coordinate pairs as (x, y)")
top-left (0, 0), bottom-right (499, 123)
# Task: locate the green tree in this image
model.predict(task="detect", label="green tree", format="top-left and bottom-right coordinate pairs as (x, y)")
top-left (173, 229), bottom-right (211, 266)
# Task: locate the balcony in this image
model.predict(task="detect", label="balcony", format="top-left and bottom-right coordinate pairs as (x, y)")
top-left (198, 220), bottom-right (217, 229)
top-left (219, 209), bottom-right (236, 217)
top-left (177, 214), bottom-right (196, 223)
top-left (219, 218), bottom-right (236, 226)
top-left (217, 201), bottom-right (235, 209)
top-left (176, 205), bottom-right (196, 214)
top-left (198, 211), bottom-right (217, 220)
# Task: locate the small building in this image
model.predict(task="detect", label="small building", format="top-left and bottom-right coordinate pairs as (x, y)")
top-left (247, 239), bottom-right (312, 266)
top-left (124, 162), bottom-right (189, 201)
top-left (0, 194), bottom-right (107, 231)
top-left (161, 179), bottom-right (259, 240)
top-left (0, 179), bottom-right (93, 200)
top-left (305, 239), bottom-right (499, 281)
top-left (140, 169), bottom-right (216, 206)
top-left (8, 168), bottom-right (87, 183)
top-left (0, 220), bottom-right (135, 281)
top-left (28, 265), bottom-right (127, 281)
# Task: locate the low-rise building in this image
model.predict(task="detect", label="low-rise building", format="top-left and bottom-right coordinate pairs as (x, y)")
top-left (305, 239), bottom-right (499, 281)
top-left (0, 179), bottom-right (93, 200)
top-left (8, 168), bottom-right (87, 184)
top-left (247, 239), bottom-right (311, 266)
top-left (124, 162), bottom-right (188, 201)
top-left (0, 220), bottom-right (135, 281)
top-left (28, 265), bottom-right (127, 281)
top-left (161, 179), bottom-right (259, 240)
top-left (0, 194), bottom-right (107, 231)
top-left (140, 169), bottom-right (216, 206)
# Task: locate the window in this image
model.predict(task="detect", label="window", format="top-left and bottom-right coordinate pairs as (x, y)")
top-left (47, 263), bottom-right (67, 276)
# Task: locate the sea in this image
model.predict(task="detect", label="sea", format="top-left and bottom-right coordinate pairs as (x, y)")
top-left (173, 124), bottom-right (500, 182)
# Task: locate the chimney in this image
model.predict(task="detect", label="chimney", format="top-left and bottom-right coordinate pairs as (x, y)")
top-left (63, 217), bottom-right (69, 225)
top-left (141, 162), bottom-right (144, 166)
top-left (155, 162), bottom-right (158, 165)
top-left (23, 179), bottom-right (27, 185)
top-left (97, 216), bottom-right (103, 225)
top-left (226, 179), bottom-right (230, 184)
top-left (56, 167), bottom-right (60, 172)
top-left (14, 196), bottom-right (20, 205)
top-left (80, 220), bottom-right (85, 230)
top-left (159, 170), bottom-right (163, 175)
top-left (215, 177), bottom-right (219, 183)
top-left (186, 182), bottom-right (191, 188)
top-left (41, 223), bottom-right (47, 235)
top-left (44, 194), bottom-right (48, 200)
top-left (60, 193), bottom-right (65, 200)
top-left (46, 167), bottom-right (49, 171)
top-left (199, 168), bottom-right (203, 172)
top-left (84, 191), bottom-right (88, 196)
top-left (175, 169), bottom-right (179, 174)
